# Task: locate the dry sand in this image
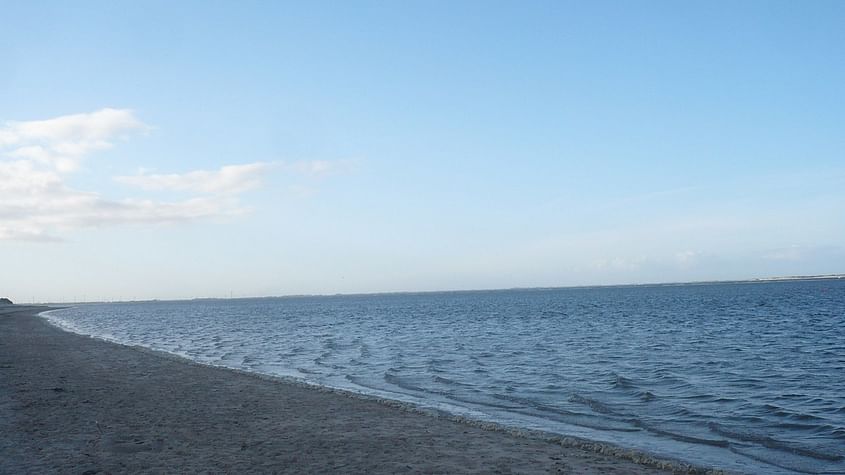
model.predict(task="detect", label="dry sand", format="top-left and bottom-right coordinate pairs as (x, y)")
top-left (1, 306), bottom-right (714, 474)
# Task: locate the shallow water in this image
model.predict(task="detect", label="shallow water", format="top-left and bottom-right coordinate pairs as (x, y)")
top-left (46, 280), bottom-right (845, 474)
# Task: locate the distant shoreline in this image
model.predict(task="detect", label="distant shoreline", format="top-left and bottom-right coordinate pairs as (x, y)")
top-left (38, 273), bottom-right (845, 305)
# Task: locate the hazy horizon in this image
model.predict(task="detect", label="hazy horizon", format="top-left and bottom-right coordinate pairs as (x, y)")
top-left (25, 273), bottom-right (844, 305)
top-left (3, 1), bottom-right (844, 302)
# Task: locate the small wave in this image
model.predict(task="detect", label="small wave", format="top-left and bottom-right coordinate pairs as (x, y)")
top-left (345, 375), bottom-right (408, 397)
top-left (491, 394), bottom-right (639, 432)
top-left (712, 397), bottom-right (739, 403)
top-left (729, 446), bottom-right (829, 474)
top-left (312, 351), bottom-right (332, 367)
top-left (569, 394), bottom-right (618, 415)
top-left (709, 423), bottom-right (843, 462)
top-left (540, 309), bottom-right (567, 318)
top-left (763, 404), bottom-right (828, 422)
top-left (444, 395), bottom-right (523, 411)
top-left (634, 421), bottom-right (730, 448)
top-left (432, 375), bottom-right (473, 388)
top-left (638, 390), bottom-right (657, 402)
top-left (384, 372), bottom-right (435, 395)
top-left (612, 374), bottom-right (636, 389)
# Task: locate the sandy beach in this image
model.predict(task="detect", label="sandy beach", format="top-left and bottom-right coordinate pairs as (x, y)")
top-left (0, 306), bottom-right (712, 474)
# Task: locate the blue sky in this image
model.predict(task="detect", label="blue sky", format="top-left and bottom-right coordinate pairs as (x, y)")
top-left (1, 1), bottom-right (844, 302)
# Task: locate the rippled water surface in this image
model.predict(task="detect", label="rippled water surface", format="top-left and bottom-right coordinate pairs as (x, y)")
top-left (46, 280), bottom-right (845, 474)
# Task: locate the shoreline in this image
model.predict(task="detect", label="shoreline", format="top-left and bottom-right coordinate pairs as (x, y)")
top-left (2, 306), bottom-right (720, 473)
top-left (38, 308), bottom-right (717, 473)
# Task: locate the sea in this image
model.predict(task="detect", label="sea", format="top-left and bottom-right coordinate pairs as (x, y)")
top-left (43, 279), bottom-right (845, 474)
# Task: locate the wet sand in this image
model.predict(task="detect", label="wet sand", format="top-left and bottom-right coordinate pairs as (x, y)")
top-left (0, 306), bottom-right (714, 474)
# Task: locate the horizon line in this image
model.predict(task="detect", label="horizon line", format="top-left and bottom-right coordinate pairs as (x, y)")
top-left (33, 272), bottom-right (845, 306)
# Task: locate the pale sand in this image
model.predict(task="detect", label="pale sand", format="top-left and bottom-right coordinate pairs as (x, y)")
top-left (0, 306), bottom-right (718, 474)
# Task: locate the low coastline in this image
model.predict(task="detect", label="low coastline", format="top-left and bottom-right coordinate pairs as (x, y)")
top-left (2, 306), bottom-right (717, 474)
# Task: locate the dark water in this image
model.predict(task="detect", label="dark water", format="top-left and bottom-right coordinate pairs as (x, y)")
top-left (46, 280), bottom-right (845, 473)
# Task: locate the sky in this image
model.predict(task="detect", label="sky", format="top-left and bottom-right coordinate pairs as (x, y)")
top-left (1, 1), bottom-right (844, 302)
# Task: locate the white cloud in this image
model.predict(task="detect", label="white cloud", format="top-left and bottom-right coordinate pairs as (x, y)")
top-left (115, 163), bottom-right (269, 194)
top-left (285, 159), bottom-right (355, 177)
top-left (0, 160), bottom-right (252, 242)
top-left (114, 159), bottom-right (349, 195)
top-left (0, 108), bottom-right (148, 172)
top-left (0, 109), bottom-right (264, 241)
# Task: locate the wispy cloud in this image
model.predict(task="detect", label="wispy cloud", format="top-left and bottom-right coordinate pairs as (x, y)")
top-left (759, 245), bottom-right (843, 263)
top-left (592, 255), bottom-right (647, 272)
top-left (114, 158), bottom-right (349, 195)
top-left (115, 163), bottom-right (270, 194)
top-left (0, 109), bottom-right (266, 241)
top-left (284, 159), bottom-right (355, 177)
